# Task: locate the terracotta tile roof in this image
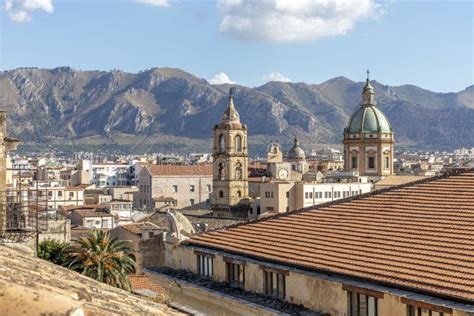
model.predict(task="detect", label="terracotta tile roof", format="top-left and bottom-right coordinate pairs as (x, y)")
top-left (73, 210), bottom-right (114, 218)
top-left (374, 175), bottom-right (429, 188)
top-left (61, 205), bottom-right (107, 212)
top-left (129, 274), bottom-right (167, 295)
top-left (120, 222), bottom-right (161, 235)
top-left (188, 170), bottom-right (474, 302)
top-left (147, 164), bottom-right (212, 176)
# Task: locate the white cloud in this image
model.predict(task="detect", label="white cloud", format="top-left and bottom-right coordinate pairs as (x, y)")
top-left (262, 72), bottom-right (292, 83)
top-left (136, 0), bottom-right (170, 6)
top-left (5, 0), bottom-right (54, 23)
top-left (217, 0), bottom-right (383, 42)
top-left (209, 72), bottom-right (236, 85)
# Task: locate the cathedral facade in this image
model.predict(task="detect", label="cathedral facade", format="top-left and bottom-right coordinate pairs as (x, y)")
top-left (343, 73), bottom-right (394, 182)
top-left (211, 89), bottom-right (249, 218)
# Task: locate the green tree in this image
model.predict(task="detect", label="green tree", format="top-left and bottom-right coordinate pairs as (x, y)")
top-left (38, 239), bottom-right (71, 266)
top-left (68, 230), bottom-right (136, 291)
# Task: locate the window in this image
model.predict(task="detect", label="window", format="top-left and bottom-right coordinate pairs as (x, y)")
top-left (190, 199), bottom-right (195, 206)
top-left (305, 192), bottom-right (309, 199)
top-left (263, 270), bottom-right (286, 299)
top-left (148, 232), bottom-right (154, 238)
top-left (384, 156), bottom-right (390, 169)
top-left (226, 262), bottom-right (245, 289)
top-left (348, 291), bottom-right (378, 316)
top-left (58, 191), bottom-right (63, 197)
top-left (48, 191), bottom-right (53, 197)
top-left (407, 305), bottom-right (447, 316)
top-left (69, 192), bottom-right (74, 198)
top-left (368, 156), bottom-right (375, 169)
top-left (235, 135), bottom-right (242, 152)
top-left (237, 190), bottom-right (242, 198)
top-left (190, 185), bottom-right (195, 192)
top-left (286, 192), bottom-right (289, 198)
top-left (172, 185), bottom-right (178, 193)
top-left (207, 184), bottom-right (212, 192)
top-left (352, 156), bottom-right (358, 169)
top-left (219, 134), bottom-right (225, 153)
top-left (197, 254), bottom-right (214, 277)
top-left (219, 190), bottom-right (224, 198)
top-left (265, 191), bottom-right (274, 198)
top-left (266, 207), bottom-right (274, 211)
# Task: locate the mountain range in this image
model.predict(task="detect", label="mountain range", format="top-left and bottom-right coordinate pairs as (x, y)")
top-left (0, 66), bottom-right (472, 154)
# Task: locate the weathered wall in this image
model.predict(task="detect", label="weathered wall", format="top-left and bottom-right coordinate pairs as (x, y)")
top-left (147, 271), bottom-right (283, 316)
top-left (164, 245), bottom-right (472, 316)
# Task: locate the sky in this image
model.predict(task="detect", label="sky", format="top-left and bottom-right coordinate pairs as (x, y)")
top-left (0, 0), bottom-right (473, 93)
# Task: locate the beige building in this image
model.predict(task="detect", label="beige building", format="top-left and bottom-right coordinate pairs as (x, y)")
top-left (0, 112), bottom-right (21, 237)
top-left (136, 164), bottom-right (213, 210)
top-left (147, 169), bottom-right (474, 315)
top-left (254, 179), bottom-right (372, 217)
top-left (211, 89), bottom-right (250, 218)
top-left (70, 209), bottom-right (115, 229)
top-left (110, 221), bottom-right (164, 273)
top-left (343, 73), bottom-right (394, 182)
top-left (103, 199), bottom-right (133, 225)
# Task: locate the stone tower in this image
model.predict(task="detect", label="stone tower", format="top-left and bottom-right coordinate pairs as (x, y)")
top-left (211, 89), bottom-right (249, 218)
top-left (343, 71), bottom-right (394, 182)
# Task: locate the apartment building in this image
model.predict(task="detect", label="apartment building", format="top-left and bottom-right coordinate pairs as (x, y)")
top-left (255, 179), bottom-right (372, 217)
top-left (136, 165), bottom-right (213, 210)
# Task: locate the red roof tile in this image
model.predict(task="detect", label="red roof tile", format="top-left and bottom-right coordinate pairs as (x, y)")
top-left (188, 170), bottom-right (474, 302)
top-left (129, 274), bottom-right (167, 295)
top-left (148, 164), bottom-right (212, 176)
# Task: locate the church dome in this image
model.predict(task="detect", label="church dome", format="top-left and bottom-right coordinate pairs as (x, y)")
top-left (287, 137), bottom-right (306, 160)
top-left (346, 77), bottom-right (393, 134)
top-left (347, 106), bottom-right (392, 133)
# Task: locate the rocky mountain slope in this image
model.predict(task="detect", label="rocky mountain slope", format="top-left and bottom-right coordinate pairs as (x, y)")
top-left (0, 67), bottom-right (472, 152)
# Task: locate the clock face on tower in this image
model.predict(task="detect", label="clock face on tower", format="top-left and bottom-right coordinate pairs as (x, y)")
top-left (278, 168), bottom-right (289, 180)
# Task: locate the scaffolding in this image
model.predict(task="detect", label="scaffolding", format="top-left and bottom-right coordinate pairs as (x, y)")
top-left (0, 167), bottom-right (48, 244)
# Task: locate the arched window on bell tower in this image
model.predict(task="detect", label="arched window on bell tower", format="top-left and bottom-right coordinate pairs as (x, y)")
top-left (218, 134), bottom-right (225, 153)
top-left (235, 134), bottom-right (242, 152)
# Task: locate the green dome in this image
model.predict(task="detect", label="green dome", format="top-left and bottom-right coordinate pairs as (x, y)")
top-left (347, 106), bottom-right (393, 133)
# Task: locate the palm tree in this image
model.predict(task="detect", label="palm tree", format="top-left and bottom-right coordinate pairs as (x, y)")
top-left (68, 230), bottom-right (136, 291)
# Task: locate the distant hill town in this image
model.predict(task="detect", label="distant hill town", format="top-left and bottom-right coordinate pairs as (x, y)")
top-left (0, 66), bottom-right (472, 153)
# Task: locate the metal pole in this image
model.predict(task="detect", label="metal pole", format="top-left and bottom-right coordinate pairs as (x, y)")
top-left (36, 168), bottom-right (39, 255)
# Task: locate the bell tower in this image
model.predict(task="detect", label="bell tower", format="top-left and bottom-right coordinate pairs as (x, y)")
top-left (211, 89), bottom-right (249, 218)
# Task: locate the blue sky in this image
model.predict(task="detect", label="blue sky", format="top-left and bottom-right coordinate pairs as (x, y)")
top-left (1, 0), bottom-right (472, 92)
